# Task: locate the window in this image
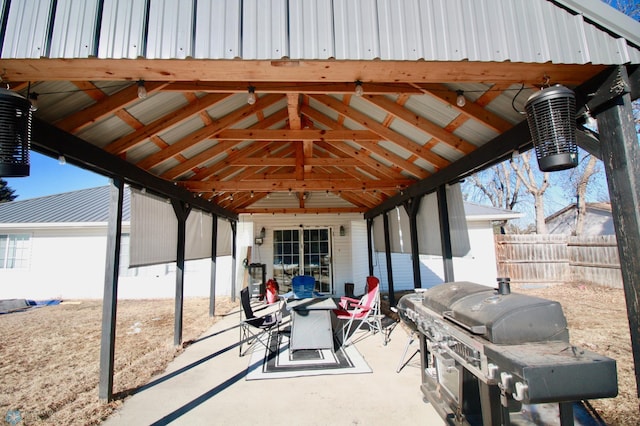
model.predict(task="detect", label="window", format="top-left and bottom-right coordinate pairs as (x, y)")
top-left (0, 234), bottom-right (31, 269)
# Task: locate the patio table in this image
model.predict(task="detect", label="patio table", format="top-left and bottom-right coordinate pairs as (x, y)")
top-left (287, 297), bottom-right (337, 351)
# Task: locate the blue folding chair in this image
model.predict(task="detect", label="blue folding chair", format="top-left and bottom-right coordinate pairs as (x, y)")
top-left (291, 275), bottom-right (318, 298)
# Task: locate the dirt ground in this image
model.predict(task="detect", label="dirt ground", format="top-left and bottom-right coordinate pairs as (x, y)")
top-left (513, 283), bottom-right (639, 426)
top-left (0, 284), bottom-right (638, 425)
top-left (0, 297), bottom-right (235, 425)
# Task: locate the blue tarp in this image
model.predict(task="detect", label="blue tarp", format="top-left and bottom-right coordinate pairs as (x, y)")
top-left (0, 298), bottom-right (61, 314)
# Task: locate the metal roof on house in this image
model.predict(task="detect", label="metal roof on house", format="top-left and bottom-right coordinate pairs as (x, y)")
top-left (0, 186), bottom-right (131, 224)
top-left (0, 186), bottom-right (519, 225)
top-left (463, 202), bottom-right (524, 221)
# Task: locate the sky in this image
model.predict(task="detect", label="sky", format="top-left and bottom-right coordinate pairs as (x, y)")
top-left (4, 151), bottom-right (109, 201)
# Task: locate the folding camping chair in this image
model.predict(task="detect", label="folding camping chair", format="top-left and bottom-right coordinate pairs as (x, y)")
top-left (333, 276), bottom-right (382, 346)
top-left (239, 287), bottom-right (282, 356)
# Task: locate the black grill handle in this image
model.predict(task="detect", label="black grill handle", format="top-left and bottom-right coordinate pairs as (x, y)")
top-left (442, 311), bottom-right (487, 335)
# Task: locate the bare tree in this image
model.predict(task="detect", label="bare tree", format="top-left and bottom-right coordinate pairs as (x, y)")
top-left (573, 154), bottom-right (600, 235)
top-left (603, 0), bottom-right (640, 21)
top-left (467, 162), bottom-right (521, 211)
top-left (510, 152), bottom-right (550, 234)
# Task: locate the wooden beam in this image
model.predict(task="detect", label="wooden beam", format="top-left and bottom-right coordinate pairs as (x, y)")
top-left (215, 129), bottom-right (378, 141)
top-left (56, 82), bottom-right (168, 133)
top-left (238, 207), bottom-right (366, 214)
top-left (362, 95), bottom-right (477, 155)
top-left (163, 81), bottom-right (423, 94)
top-left (310, 94), bottom-right (451, 170)
top-left (1, 59), bottom-right (606, 85)
top-left (365, 120), bottom-right (533, 218)
top-left (98, 178), bottom-right (124, 401)
top-left (31, 118), bottom-right (237, 221)
top-left (135, 94), bottom-right (283, 169)
top-left (594, 66), bottom-right (640, 396)
top-left (182, 178), bottom-right (414, 192)
top-left (417, 83), bottom-right (513, 133)
top-left (105, 93), bottom-right (232, 155)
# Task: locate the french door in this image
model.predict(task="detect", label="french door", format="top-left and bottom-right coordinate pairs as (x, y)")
top-left (272, 228), bottom-right (333, 294)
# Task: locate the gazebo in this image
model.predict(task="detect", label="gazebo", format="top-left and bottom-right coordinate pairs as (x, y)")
top-left (0, 0), bottom-right (637, 403)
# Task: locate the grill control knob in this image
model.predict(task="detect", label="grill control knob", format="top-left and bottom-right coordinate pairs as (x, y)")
top-left (514, 382), bottom-right (528, 402)
top-left (500, 372), bottom-right (513, 390)
top-left (487, 363), bottom-right (499, 380)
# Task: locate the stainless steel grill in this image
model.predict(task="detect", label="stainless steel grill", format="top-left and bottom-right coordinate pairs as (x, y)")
top-left (398, 281), bottom-right (617, 426)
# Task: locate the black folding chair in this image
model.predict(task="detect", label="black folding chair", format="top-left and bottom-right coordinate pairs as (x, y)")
top-left (239, 287), bottom-right (281, 356)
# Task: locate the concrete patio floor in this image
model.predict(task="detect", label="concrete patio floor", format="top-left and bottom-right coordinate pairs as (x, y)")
top-left (103, 300), bottom-right (444, 425)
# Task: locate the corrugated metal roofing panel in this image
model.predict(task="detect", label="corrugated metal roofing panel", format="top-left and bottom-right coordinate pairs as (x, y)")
top-left (146, 0), bottom-right (194, 59)
top-left (0, 186), bottom-right (131, 223)
top-left (49, 0), bottom-right (100, 58)
top-left (25, 81), bottom-right (91, 123)
top-left (242, 0), bottom-right (288, 59)
top-left (333, 0), bottom-right (380, 60)
top-left (289, 0), bottom-right (334, 59)
top-left (76, 115), bottom-right (133, 148)
top-left (194, 0), bottom-right (241, 59)
top-left (158, 115), bottom-right (206, 145)
top-left (98, 0), bottom-right (147, 59)
top-left (2, 0), bottom-right (639, 64)
top-left (404, 95), bottom-right (459, 129)
top-left (126, 92), bottom-right (189, 124)
top-left (377, 0), bottom-right (423, 60)
top-left (1, 0), bottom-right (53, 58)
top-left (348, 96), bottom-right (387, 123)
top-left (453, 120), bottom-right (500, 146)
top-left (430, 142), bottom-right (465, 163)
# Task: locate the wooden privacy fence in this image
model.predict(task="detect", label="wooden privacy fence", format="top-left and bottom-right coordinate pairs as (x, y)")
top-left (495, 234), bottom-right (622, 288)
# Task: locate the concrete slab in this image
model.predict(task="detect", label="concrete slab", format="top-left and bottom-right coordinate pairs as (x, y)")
top-left (103, 302), bottom-right (444, 425)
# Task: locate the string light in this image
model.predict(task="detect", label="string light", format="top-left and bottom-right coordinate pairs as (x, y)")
top-left (456, 90), bottom-right (466, 107)
top-left (247, 86), bottom-right (257, 105)
top-left (354, 80), bottom-right (364, 97)
top-left (137, 80), bottom-right (147, 99)
top-left (250, 190), bottom-right (254, 198)
top-left (58, 155), bottom-right (66, 165)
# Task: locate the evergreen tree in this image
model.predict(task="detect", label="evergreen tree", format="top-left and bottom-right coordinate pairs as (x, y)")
top-left (0, 178), bottom-right (17, 202)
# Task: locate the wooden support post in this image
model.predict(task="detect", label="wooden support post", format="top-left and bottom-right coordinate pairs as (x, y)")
top-left (98, 178), bottom-right (124, 401)
top-left (405, 196), bottom-right (423, 289)
top-left (171, 200), bottom-right (191, 347)
top-left (231, 220), bottom-right (238, 302)
top-left (366, 217), bottom-right (374, 277)
top-left (437, 185), bottom-right (455, 282)
top-left (593, 66), bottom-right (640, 395)
top-left (383, 211), bottom-right (396, 307)
top-left (209, 214), bottom-right (218, 317)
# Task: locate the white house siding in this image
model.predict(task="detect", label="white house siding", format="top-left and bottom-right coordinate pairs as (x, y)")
top-left (0, 225), bottom-right (234, 300)
top-left (237, 213), bottom-right (362, 296)
top-left (1, 226), bottom-right (107, 300)
top-left (372, 220), bottom-right (499, 292)
top-left (1, 213), bottom-right (500, 300)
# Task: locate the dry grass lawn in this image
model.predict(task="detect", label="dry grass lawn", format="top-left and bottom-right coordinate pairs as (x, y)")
top-left (513, 283), bottom-right (639, 426)
top-left (0, 297), bottom-right (235, 425)
top-left (0, 284), bottom-right (638, 425)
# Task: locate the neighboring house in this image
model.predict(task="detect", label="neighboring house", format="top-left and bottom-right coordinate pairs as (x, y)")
top-left (546, 203), bottom-right (614, 235)
top-left (0, 187), bottom-right (520, 300)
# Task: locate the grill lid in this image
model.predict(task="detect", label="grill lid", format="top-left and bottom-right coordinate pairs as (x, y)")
top-left (423, 282), bottom-right (569, 345)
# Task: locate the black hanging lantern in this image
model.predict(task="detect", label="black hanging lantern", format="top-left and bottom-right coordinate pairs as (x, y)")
top-left (525, 84), bottom-right (578, 172)
top-left (0, 88), bottom-right (32, 177)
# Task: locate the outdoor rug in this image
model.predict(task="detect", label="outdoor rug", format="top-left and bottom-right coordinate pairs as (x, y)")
top-left (246, 331), bottom-right (372, 380)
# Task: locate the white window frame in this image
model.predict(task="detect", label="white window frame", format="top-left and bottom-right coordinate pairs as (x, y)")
top-left (0, 233), bottom-right (32, 269)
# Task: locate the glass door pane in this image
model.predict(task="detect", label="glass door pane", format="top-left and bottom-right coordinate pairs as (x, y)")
top-left (302, 229), bottom-right (332, 294)
top-left (272, 229), bottom-right (299, 293)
